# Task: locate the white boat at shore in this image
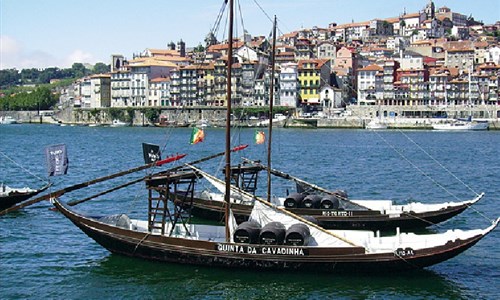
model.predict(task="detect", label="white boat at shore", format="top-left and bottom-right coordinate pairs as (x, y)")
top-left (0, 116), bottom-right (19, 124)
top-left (110, 119), bottom-right (130, 127)
top-left (432, 117), bottom-right (489, 131)
top-left (365, 119), bottom-right (387, 130)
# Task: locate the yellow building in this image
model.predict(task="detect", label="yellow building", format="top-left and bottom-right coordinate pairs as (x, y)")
top-left (298, 59), bottom-right (330, 105)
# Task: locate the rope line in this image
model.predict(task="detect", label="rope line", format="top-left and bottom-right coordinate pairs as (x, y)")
top-left (371, 131), bottom-right (460, 200)
top-left (0, 150), bottom-right (48, 183)
top-left (399, 130), bottom-right (480, 196)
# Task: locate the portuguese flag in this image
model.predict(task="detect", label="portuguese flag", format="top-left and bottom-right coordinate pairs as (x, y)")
top-left (255, 130), bottom-right (265, 144)
top-left (190, 127), bottom-right (205, 144)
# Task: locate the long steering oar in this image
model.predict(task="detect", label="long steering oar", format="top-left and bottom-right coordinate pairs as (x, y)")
top-left (67, 145), bottom-right (249, 206)
top-left (0, 145), bottom-right (248, 216)
top-left (0, 154), bottom-right (186, 216)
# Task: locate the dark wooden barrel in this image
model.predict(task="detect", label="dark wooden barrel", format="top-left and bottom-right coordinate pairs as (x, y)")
top-left (259, 222), bottom-right (286, 245)
top-left (334, 189), bottom-right (348, 199)
top-left (233, 220), bottom-right (261, 244)
top-left (301, 215), bottom-right (319, 224)
top-left (285, 223), bottom-right (311, 246)
top-left (300, 194), bottom-right (322, 209)
top-left (284, 192), bottom-right (306, 208)
top-left (320, 195), bottom-right (340, 209)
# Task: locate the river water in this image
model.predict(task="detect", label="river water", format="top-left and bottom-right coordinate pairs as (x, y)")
top-left (1, 124), bottom-right (498, 299)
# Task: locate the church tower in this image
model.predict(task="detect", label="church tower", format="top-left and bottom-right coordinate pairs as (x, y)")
top-left (425, 0), bottom-right (435, 20)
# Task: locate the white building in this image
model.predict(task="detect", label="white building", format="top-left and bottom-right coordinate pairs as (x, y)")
top-left (110, 71), bottom-right (131, 107)
top-left (149, 77), bottom-right (171, 107)
top-left (279, 63), bottom-right (299, 107)
top-left (357, 64), bottom-right (383, 104)
top-left (89, 74), bottom-right (111, 108)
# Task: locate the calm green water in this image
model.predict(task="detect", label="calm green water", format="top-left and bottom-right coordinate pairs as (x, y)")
top-left (1, 124), bottom-right (498, 299)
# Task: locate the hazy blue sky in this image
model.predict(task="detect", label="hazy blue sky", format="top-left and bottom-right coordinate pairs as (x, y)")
top-left (1, 0), bottom-right (498, 69)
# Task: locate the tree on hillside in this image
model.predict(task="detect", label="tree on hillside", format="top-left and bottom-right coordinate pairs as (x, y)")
top-left (0, 69), bottom-right (20, 88)
top-left (20, 68), bottom-right (40, 83)
top-left (93, 63), bottom-right (110, 74)
top-left (71, 63), bottom-right (89, 78)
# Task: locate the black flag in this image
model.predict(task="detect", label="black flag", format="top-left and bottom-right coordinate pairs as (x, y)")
top-left (142, 143), bottom-right (161, 164)
top-left (45, 144), bottom-right (69, 176)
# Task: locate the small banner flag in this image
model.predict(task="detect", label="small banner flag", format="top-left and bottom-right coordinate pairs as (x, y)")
top-left (45, 144), bottom-right (69, 176)
top-left (255, 130), bottom-right (265, 144)
top-left (142, 143), bottom-right (161, 164)
top-left (190, 127), bottom-right (205, 144)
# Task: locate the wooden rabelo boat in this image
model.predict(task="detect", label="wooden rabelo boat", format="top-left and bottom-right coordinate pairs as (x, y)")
top-left (51, 0), bottom-right (498, 273)
top-left (0, 183), bottom-right (51, 211)
top-left (176, 162), bottom-right (484, 230)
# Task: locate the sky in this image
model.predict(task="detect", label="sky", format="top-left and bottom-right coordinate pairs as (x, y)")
top-left (1, 0), bottom-right (498, 70)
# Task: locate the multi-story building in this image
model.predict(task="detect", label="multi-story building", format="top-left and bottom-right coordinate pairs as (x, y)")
top-left (78, 77), bottom-right (92, 108)
top-left (436, 6), bottom-right (467, 27)
top-left (203, 63), bottom-right (215, 105)
top-left (428, 68), bottom-right (451, 105)
top-left (279, 63), bottom-right (299, 107)
top-left (295, 38), bottom-right (314, 60)
top-left (369, 19), bottom-right (394, 36)
top-left (110, 71), bottom-right (131, 107)
top-left (445, 42), bottom-right (475, 71)
top-left (212, 58), bottom-right (227, 107)
top-left (149, 77), bottom-right (171, 107)
top-left (241, 61), bottom-right (259, 106)
top-left (128, 59), bottom-right (176, 107)
top-left (382, 60), bottom-right (399, 103)
top-left (298, 59), bottom-right (330, 106)
top-left (357, 64), bottom-right (383, 104)
top-left (89, 74), bottom-right (111, 108)
top-left (395, 68), bottom-right (429, 105)
top-left (316, 41), bottom-right (337, 60)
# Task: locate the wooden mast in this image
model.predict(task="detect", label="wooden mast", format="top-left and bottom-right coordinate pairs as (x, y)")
top-left (224, 0), bottom-right (234, 242)
top-left (266, 15), bottom-right (277, 202)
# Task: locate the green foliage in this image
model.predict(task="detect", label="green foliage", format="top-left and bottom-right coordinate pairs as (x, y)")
top-left (125, 107), bottom-right (135, 122)
top-left (142, 108), bottom-right (161, 122)
top-left (93, 63), bottom-right (110, 74)
top-left (0, 86), bottom-right (57, 111)
top-left (89, 108), bottom-right (101, 122)
top-left (0, 69), bottom-right (21, 89)
top-left (71, 63), bottom-right (89, 79)
top-left (107, 107), bottom-right (123, 120)
top-left (0, 62), bottom-right (108, 90)
top-left (194, 44), bottom-right (205, 53)
top-left (232, 106), bottom-right (292, 118)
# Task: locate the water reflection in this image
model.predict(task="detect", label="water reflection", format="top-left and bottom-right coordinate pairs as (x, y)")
top-left (84, 255), bottom-right (468, 299)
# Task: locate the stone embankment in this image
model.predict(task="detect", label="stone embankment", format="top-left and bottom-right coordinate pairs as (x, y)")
top-left (2, 105), bottom-right (499, 130)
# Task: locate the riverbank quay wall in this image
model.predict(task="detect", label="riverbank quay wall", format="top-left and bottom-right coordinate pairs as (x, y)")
top-left (2, 104), bottom-right (499, 129)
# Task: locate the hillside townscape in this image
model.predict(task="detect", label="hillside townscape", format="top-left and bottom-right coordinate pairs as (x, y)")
top-left (1, 1), bottom-right (499, 127)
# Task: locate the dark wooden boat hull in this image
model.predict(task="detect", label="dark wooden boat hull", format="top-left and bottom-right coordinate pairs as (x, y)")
top-left (185, 197), bottom-right (473, 230)
top-left (0, 184), bottom-right (51, 211)
top-left (53, 198), bottom-right (492, 273)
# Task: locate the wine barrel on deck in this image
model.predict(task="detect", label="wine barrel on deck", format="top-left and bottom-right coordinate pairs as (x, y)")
top-left (285, 223), bottom-right (311, 246)
top-left (301, 215), bottom-right (319, 224)
top-left (284, 193), bottom-right (306, 208)
top-left (233, 220), bottom-right (261, 244)
top-left (259, 222), bottom-right (286, 245)
top-left (320, 195), bottom-right (340, 209)
top-left (334, 189), bottom-right (348, 199)
top-left (300, 194), bottom-right (322, 209)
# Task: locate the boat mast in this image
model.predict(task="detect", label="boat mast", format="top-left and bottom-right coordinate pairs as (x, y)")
top-left (266, 15), bottom-right (277, 202)
top-left (224, 0), bottom-right (234, 242)
top-left (468, 66), bottom-right (472, 117)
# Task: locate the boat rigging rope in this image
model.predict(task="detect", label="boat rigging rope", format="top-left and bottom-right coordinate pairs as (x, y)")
top-left (371, 131), bottom-right (461, 201)
top-left (372, 131), bottom-right (494, 224)
top-left (0, 150), bottom-right (48, 183)
top-left (398, 130), bottom-right (480, 196)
